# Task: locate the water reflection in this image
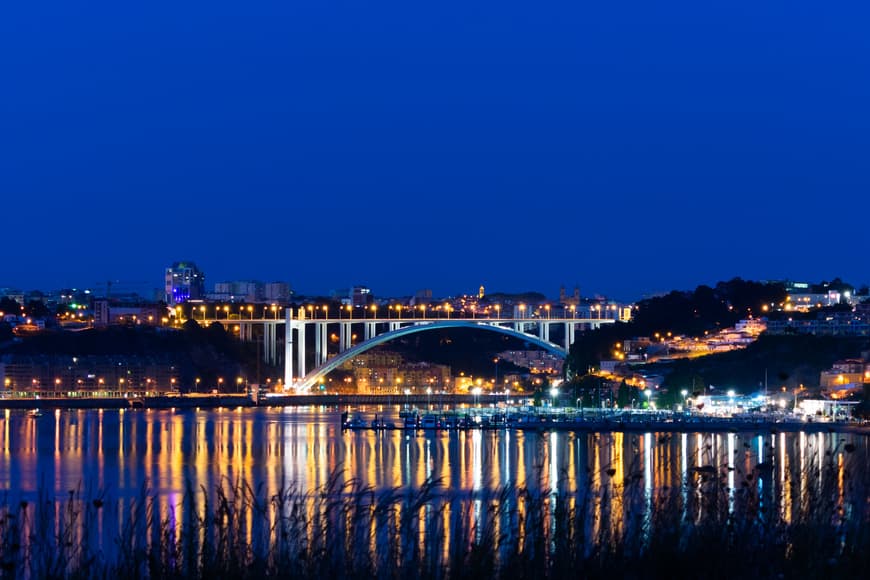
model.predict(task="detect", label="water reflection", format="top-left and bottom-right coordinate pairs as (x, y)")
top-left (0, 407), bottom-right (867, 568)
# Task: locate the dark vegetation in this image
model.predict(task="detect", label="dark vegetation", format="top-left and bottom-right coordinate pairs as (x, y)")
top-left (0, 437), bottom-right (866, 579)
top-left (658, 334), bottom-right (870, 397)
top-left (566, 278), bottom-right (787, 377)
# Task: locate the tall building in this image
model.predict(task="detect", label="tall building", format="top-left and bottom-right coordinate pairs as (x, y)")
top-left (264, 282), bottom-right (292, 303)
top-left (164, 261), bottom-right (205, 305)
top-left (351, 286), bottom-right (371, 307)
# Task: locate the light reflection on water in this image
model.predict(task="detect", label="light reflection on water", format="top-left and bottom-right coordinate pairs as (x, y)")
top-left (0, 406), bottom-right (867, 563)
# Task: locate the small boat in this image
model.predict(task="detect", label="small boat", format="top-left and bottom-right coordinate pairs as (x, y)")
top-left (403, 413), bottom-right (418, 429)
top-left (371, 414), bottom-right (396, 429)
top-left (27, 409), bottom-right (44, 419)
top-left (420, 414), bottom-right (438, 429)
top-left (341, 412), bottom-right (367, 430)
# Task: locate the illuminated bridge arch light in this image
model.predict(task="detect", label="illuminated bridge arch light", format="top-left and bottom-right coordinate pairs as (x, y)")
top-left (296, 320), bottom-right (567, 391)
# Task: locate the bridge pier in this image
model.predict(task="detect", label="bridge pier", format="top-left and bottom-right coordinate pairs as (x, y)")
top-left (297, 320), bottom-right (306, 378)
top-left (284, 309), bottom-right (293, 386)
top-left (340, 322), bottom-right (352, 352)
top-left (314, 322), bottom-right (323, 366)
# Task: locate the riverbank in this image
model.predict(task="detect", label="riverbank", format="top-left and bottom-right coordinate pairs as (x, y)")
top-left (0, 393), bottom-right (480, 410)
top-left (3, 393), bottom-right (868, 435)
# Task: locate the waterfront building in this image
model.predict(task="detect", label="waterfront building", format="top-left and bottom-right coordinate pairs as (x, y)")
top-left (1, 354), bottom-right (178, 397)
top-left (339, 350), bottom-right (451, 394)
top-left (164, 261), bottom-right (205, 305)
top-left (497, 350), bottom-right (564, 375)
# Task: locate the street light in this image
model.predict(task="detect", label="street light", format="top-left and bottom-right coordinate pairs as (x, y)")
top-left (426, 387), bottom-right (432, 409)
top-left (681, 389), bottom-right (689, 410)
top-left (644, 388), bottom-right (652, 408)
top-left (550, 386), bottom-right (559, 408)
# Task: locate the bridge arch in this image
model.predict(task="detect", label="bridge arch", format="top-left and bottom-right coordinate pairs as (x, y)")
top-left (296, 320), bottom-right (566, 390)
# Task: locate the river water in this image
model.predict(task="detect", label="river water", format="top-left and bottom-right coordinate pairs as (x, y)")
top-left (0, 406), bottom-right (868, 571)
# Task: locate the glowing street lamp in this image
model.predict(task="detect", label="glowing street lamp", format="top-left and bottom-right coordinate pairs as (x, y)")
top-left (644, 388), bottom-right (652, 408)
top-left (550, 386), bottom-right (559, 408)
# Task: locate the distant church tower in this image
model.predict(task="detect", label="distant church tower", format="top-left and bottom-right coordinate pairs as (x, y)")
top-left (559, 284), bottom-right (581, 306)
top-left (478, 284), bottom-right (485, 299)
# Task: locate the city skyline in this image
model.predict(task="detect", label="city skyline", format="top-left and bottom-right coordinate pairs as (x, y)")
top-left (1, 265), bottom-right (868, 304)
top-left (3, 2), bottom-right (869, 301)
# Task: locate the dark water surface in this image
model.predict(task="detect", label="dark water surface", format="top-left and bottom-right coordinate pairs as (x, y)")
top-left (2, 407), bottom-right (869, 497)
top-left (1, 406), bottom-right (868, 567)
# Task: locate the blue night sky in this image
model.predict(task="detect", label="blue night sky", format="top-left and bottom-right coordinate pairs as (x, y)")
top-left (2, 1), bottom-right (868, 300)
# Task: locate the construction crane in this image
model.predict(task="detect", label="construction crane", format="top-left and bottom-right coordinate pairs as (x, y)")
top-left (93, 280), bottom-right (153, 301)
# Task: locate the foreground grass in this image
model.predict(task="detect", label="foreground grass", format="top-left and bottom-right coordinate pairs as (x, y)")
top-left (0, 442), bottom-right (867, 579)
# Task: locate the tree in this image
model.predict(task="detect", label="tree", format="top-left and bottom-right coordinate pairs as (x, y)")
top-left (0, 297), bottom-right (21, 316)
top-left (616, 380), bottom-right (632, 409)
top-left (25, 300), bottom-right (51, 320)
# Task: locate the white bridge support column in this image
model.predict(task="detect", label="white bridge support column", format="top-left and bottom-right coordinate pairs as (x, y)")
top-left (314, 322), bottom-right (323, 366)
top-left (364, 321), bottom-right (376, 341)
top-left (270, 322), bottom-right (277, 364)
top-left (284, 309), bottom-right (293, 386)
top-left (320, 322), bottom-right (328, 364)
top-left (389, 322), bottom-right (400, 332)
top-left (340, 322), bottom-right (352, 352)
top-left (564, 322), bottom-right (576, 351)
top-left (297, 319), bottom-right (306, 379)
top-left (263, 323), bottom-right (271, 364)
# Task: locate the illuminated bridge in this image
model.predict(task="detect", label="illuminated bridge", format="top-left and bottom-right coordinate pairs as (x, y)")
top-left (202, 307), bottom-right (619, 390)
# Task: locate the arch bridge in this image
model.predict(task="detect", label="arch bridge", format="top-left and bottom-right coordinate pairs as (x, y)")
top-left (280, 308), bottom-right (616, 391)
top-left (199, 308), bottom-right (617, 389)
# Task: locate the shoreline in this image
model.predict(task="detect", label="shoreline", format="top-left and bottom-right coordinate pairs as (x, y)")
top-left (1, 394), bottom-right (867, 435)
